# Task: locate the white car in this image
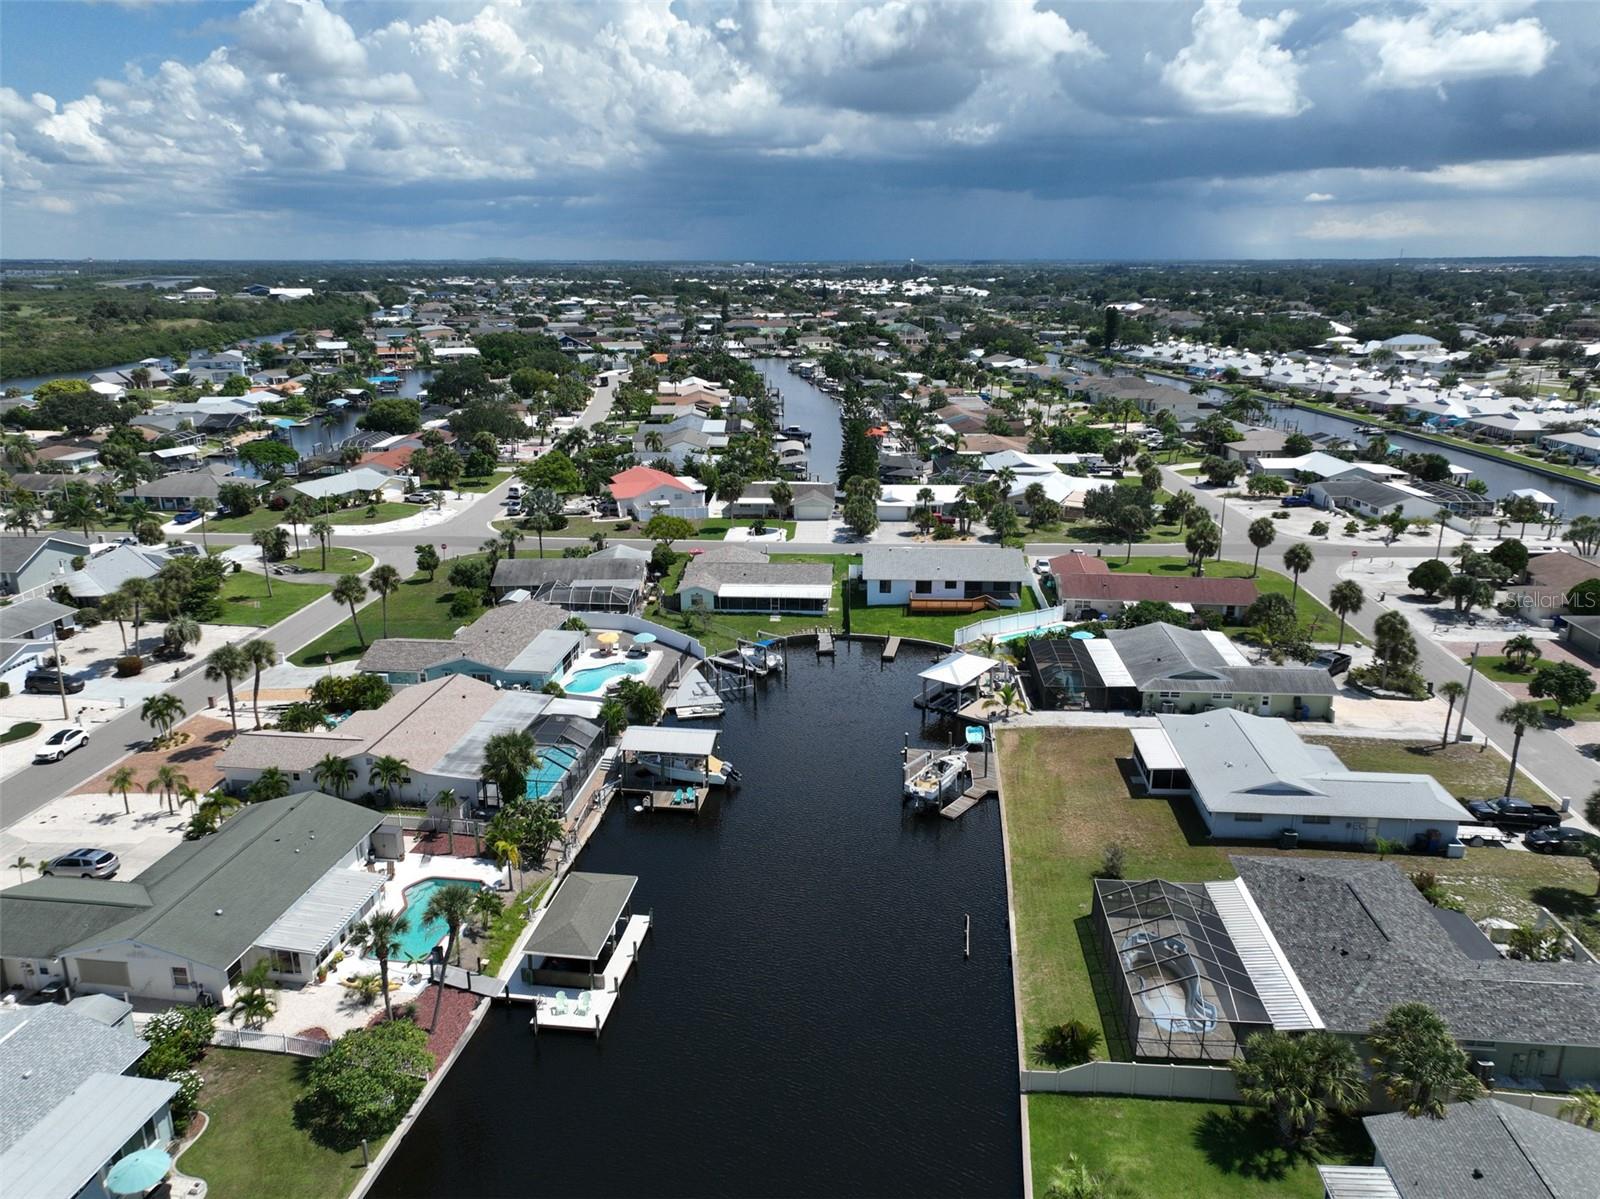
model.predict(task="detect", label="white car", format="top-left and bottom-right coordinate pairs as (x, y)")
top-left (34, 727), bottom-right (90, 763)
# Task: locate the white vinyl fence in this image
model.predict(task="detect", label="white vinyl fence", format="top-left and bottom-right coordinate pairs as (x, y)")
top-left (956, 605), bottom-right (1067, 646)
top-left (212, 1028), bottom-right (333, 1058)
top-left (1021, 1060), bottom-right (1241, 1102)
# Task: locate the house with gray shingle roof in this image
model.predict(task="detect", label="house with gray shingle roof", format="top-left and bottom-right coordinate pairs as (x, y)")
top-left (357, 598), bottom-right (577, 687)
top-left (0, 533), bottom-right (92, 596)
top-left (677, 546), bottom-right (832, 615)
top-left (860, 545), bottom-right (1034, 609)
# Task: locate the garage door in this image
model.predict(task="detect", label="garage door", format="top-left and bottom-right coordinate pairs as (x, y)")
top-left (75, 959), bottom-right (131, 988)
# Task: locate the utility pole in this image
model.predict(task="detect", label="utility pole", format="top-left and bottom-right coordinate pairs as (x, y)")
top-left (1455, 642), bottom-right (1480, 744)
top-left (50, 623), bottom-right (69, 722)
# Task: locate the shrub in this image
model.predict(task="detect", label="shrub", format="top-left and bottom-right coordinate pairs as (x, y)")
top-left (73, 606), bottom-right (102, 628)
top-left (1038, 1019), bottom-right (1103, 1067)
top-left (448, 593), bottom-right (479, 619)
top-left (931, 522), bottom-right (958, 540)
top-left (1310, 520), bottom-right (1330, 536)
top-left (115, 655), bottom-right (144, 677)
top-left (138, 1007), bottom-right (215, 1131)
top-left (1096, 842), bottom-right (1126, 880)
top-left (295, 1020), bottom-right (434, 1151)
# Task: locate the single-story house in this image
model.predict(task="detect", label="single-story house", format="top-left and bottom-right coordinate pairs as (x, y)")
top-left (859, 545), bottom-right (1035, 610)
top-left (874, 484), bottom-right (965, 522)
top-left (0, 793), bottom-right (384, 1002)
top-left (1507, 551), bottom-right (1600, 618)
top-left (33, 443), bottom-right (102, 473)
top-left (607, 465), bottom-right (708, 522)
top-left (120, 470), bottom-right (231, 512)
top-left (491, 556), bottom-right (647, 613)
top-left (0, 998), bottom-right (181, 1199)
top-left (721, 480), bottom-right (835, 521)
top-left (357, 598), bottom-right (579, 688)
top-left (1050, 555), bottom-right (1258, 621)
top-left (1248, 451), bottom-right (1361, 481)
top-left (288, 466), bottom-right (393, 505)
top-left (0, 533), bottom-right (92, 596)
top-left (1223, 427), bottom-right (1291, 465)
top-left (0, 596), bottom-right (77, 682)
top-left (1303, 477), bottom-right (1440, 521)
top-left (1137, 710), bottom-right (1462, 846)
top-left (1539, 429), bottom-right (1600, 465)
top-left (677, 547), bottom-right (832, 615)
top-left (57, 543), bottom-right (175, 603)
top-left (1023, 623), bottom-right (1335, 718)
top-left (1560, 614), bottom-right (1600, 658)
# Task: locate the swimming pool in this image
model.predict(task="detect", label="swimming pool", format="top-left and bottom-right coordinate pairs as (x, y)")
top-left (562, 658), bottom-right (648, 695)
top-left (525, 745), bottom-right (582, 805)
top-left (394, 878), bottom-right (484, 961)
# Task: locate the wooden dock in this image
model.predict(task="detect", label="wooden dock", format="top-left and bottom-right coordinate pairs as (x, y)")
top-left (940, 750), bottom-right (998, 820)
top-left (816, 629), bottom-right (835, 655)
top-left (882, 636), bottom-right (901, 662)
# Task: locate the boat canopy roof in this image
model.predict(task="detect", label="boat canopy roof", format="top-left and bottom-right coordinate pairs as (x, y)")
top-left (919, 651), bottom-right (1000, 688)
top-left (617, 726), bottom-right (720, 757)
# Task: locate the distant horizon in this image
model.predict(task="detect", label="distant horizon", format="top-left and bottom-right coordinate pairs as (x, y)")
top-left (6, 255), bottom-right (1600, 268)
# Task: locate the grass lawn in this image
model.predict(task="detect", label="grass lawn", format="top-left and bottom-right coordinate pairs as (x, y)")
top-left (1028, 1095), bottom-right (1366, 1199)
top-left (695, 518), bottom-right (799, 541)
top-left (288, 555), bottom-right (487, 665)
top-left (494, 515), bottom-right (636, 541)
top-left (848, 578), bottom-right (1041, 646)
top-left (182, 1049), bottom-right (379, 1199)
top-left (1104, 555), bottom-right (1363, 645)
top-left (0, 721), bottom-right (41, 744)
top-left (210, 570), bottom-right (328, 627)
top-left (646, 552), bottom-right (848, 655)
top-left (1461, 654), bottom-right (1600, 723)
top-left (482, 877), bottom-right (553, 973)
top-left (455, 469), bottom-right (514, 493)
top-left (204, 508), bottom-right (292, 534)
top-left (323, 501), bottom-right (418, 526)
top-left (284, 547), bottom-right (374, 574)
top-left (1305, 736), bottom-right (1554, 804)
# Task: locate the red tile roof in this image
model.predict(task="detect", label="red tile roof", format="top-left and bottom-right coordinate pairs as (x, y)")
top-left (609, 465), bottom-right (697, 500)
top-left (1049, 555), bottom-right (1258, 607)
top-left (359, 446), bottom-right (417, 472)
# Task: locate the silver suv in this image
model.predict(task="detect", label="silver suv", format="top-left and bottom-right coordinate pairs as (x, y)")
top-left (44, 849), bottom-right (121, 879)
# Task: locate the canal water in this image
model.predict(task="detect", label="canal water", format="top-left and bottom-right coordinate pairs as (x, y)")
top-left (754, 358), bottom-right (841, 483)
top-left (371, 642), bottom-right (1023, 1199)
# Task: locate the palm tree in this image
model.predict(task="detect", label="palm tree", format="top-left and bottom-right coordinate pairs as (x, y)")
top-left (597, 698), bottom-right (628, 740)
top-left (1328, 579), bottom-right (1364, 650)
top-left (367, 565), bottom-right (402, 638)
top-left (769, 479), bottom-right (794, 519)
top-left (491, 838), bottom-right (523, 891)
top-left (100, 593), bottom-right (132, 652)
top-left (310, 519), bottom-right (334, 571)
top-left (227, 960), bottom-right (279, 1030)
top-left (430, 788), bottom-right (458, 853)
top-left (349, 909), bottom-right (411, 1022)
top-left (119, 577), bottom-right (154, 652)
top-left (1232, 1029), bottom-right (1366, 1147)
top-left (1504, 633), bottom-right (1540, 672)
top-left (332, 575), bottom-right (368, 646)
top-left (285, 496), bottom-right (313, 555)
top-left (1438, 680), bottom-right (1466, 749)
top-left (56, 491), bottom-right (99, 538)
top-left (140, 692), bottom-right (186, 741)
top-left (1367, 1002), bottom-right (1483, 1118)
top-left (1558, 1086), bottom-right (1600, 1129)
top-left (481, 730), bottom-right (539, 804)
top-left (368, 754), bottom-right (410, 804)
top-left (206, 643), bottom-right (249, 733)
top-left (145, 764), bottom-right (190, 813)
top-left (1246, 516), bottom-right (1276, 578)
top-left (499, 526), bottom-right (523, 559)
top-left (1282, 542), bottom-right (1315, 604)
top-left (193, 496), bottom-right (214, 550)
top-left (244, 638), bottom-right (276, 728)
top-left (313, 753), bottom-right (355, 798)
top-left (1497, 701), bottom-right (1546, 797)
top-left (248, 766), bottom-right (291, 802)
top-left (108, 765), bottom-right (137, 815)
top-left (251, 528), bottom-right (279, 597)
top-left (423, 883), bottom-right (478, 1027)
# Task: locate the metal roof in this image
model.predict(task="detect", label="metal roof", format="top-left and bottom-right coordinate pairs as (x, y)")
top-left (523, 872), bottom-right (637, 962)
top-left (1130, 727), bottom-right (1183, 772)
top-left (1316, 1167), bottom-right (1401, 1199)
top-left (1083, 638), bottom-right (1135, 687)
top-left (505, 629), bottom-right (584, 676)
top-left (919, 651), bottom-right (1000, 688)
top-left (617, 726), bottom-right (719, 757)
top-left (0, 1072), bottom-right (180, 1199)
top-left (256, 867), bottom-right (384, 957)
top-left (1204, 878), bottom-right (1323, 1030)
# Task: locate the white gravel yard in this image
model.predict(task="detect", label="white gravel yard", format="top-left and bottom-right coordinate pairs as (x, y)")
top-left (0, 791), bottom-right (189, 890)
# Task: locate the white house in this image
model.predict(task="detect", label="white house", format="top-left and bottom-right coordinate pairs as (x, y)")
top-left (859, 545), bottom-right (1035, 609)
top-left (183, 348), bottom-right (249, 384)
top-left (607, 465), bottom-right (708, 521)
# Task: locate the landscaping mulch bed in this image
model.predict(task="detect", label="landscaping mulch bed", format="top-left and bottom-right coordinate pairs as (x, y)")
top-left (294, 1026), bottom-right (331, 1041)
top-left (408, 830), bottom-right (486, 859)
top-left (365, 987), bottom-right (481, 1074)
top-left (72, 715), bottom-right (235, 795)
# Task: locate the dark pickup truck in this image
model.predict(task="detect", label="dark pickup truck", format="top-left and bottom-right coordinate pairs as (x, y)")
top-left (1463, 797), bottom-right (1563, 831)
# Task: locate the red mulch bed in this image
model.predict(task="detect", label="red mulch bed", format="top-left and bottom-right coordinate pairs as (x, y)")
top-left (294, 1026), bottom-right (331, 1041)
top-left (408, 830), bottom-right (486, 859)
top-left (365, 987), bottom-right (481, 1073)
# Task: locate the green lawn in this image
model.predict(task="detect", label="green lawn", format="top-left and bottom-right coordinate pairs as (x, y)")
top-left (645, 552), bottom-right (847, 655)
top-left (1104, 555), bottom-right (1363, 645)
top-left (284, 547), bottom-right (374, 574)
top-left (848, 578), bottom-right (1041, 646)
top-left (482, 877), bottom-right (553, 973)
top-left (1028, 1095), bottom-right (1366, 1199)
top-left (210, 570), bottom-right (328, 627)
top-left (323, 502), bottom-right (418, 527)
top-left (0, 721), bottom-right (41, 745)
top-left (454, 470), bottom-right (515, 493)
top-left (288, 556), bottom-right (487, 664)
top-left (1460, 654), bottom-right (1600, 723)
top-left (182, 1050), bottom-right (379, 1199)
top-left (204, 508), bottom-right (292, 534)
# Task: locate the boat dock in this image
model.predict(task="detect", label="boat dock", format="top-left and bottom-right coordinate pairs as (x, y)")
top-left (816, 628), bottom-right (835, 655)
top-left (882, 636), bottom-right (900, 662)
top-left (941, 748), bottom-right (998, 820)
top-left (508, 914), bottom-right (652, 1034)
top-left (619, 767), bottom-right (709, 813)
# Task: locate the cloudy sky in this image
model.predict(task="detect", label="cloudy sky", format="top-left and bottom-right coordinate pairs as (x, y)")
top-left (1, 0), bottom-right (1595, 261)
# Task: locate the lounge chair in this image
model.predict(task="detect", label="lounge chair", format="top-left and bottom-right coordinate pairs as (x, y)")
top-left (551, 990), bottom-right (569, 1015)
top-left (573, 990), bottom-right (592, 1018)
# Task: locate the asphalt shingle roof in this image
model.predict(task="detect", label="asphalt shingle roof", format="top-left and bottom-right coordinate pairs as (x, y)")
top-left (523, 872), bottom-right (637, 961)
top-left (1364, 1100), bottom-right (1600, 1199)
top-left (860, 544), bottom-right (1031, 584)
top-left (0, 1004), bottom-right (145, 1152)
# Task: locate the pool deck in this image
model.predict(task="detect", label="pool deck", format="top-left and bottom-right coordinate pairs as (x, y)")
top-left (505, 913), bottom-right (652, 1033)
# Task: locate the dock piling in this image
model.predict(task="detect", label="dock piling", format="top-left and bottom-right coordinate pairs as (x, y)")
top-left (964, 914), bottom-right (970, 960)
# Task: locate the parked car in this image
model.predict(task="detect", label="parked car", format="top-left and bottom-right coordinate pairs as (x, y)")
top-left (33, 726), bottom-right (90, 762)
top-left (404, 492), bottom-right (431, 504)
top-left (1525, 826), bottom-right (1594, 854)
top-left (1312, 650), bottom-right (1352, 677)
top-left (172, 510), bottom-right (202, 525)
top-left (44, 848), bottom-right (119, 878)
top-left (1279, 495), bottom-right (1312, 508)
top-left (1032, 557), bottom-right (1052, 576)
top-left (1463, 797), bottom-right (1563, 831)
top-left (24, 670), bottom-right (84, 695)
top-left (1454, 823), bottom-right (1514, 848)
top-left (506, 484), bottom-right (522, 501)
top-left (505, 503), bottom-right (522, 518)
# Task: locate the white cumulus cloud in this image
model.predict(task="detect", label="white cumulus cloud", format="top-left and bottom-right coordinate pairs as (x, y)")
top-left (1162, 0), bottom-right (1308, 118)
top-left (1345, 3), bottom-right (1556, 89)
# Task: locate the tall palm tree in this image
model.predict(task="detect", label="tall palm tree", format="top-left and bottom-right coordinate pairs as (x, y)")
top-left (193, 496), bottom-right (214, 550)
top-left (430, 788), bottom-right (458, 853)
top-left (1438, 680), bottom-right (1466, 749)
top-left (56, 491), bottom-right (99, 538)
top-left (244, 638), bottom-right (276, 728)
top-left (108, 765), bottom-right (137, 815)
top-left (100, 593), bottom-right (132, 652)
top-left (251, 528), bottom-right (277, 598)
top-left (1282, 542), bottom-right (1315, 604)
top-left (1328, 580), bottom-right (1364, 650)
top-left (140, 692), bottom-right (186, 741)
top-left (310, 519), bottom-right (334, 571)
top-left (332, 575), bottom-right (368, 646)
top-left (285, 496), bottom-right (313, 555)
top-left (1497, 701), bottom-right (1546, 797)
top-left (205, 643), bottom-right (250, 733)
top-left (499, 526), bottom-right (523, 560)
top-left (1246, 516), bottom-right (1276, 578)
top-left (119, 577), bottom-right (154, 652)
top-left (350, 909), bottom-right (411, 1022)
top-left (145, 764), bottom-right (190, 813)
top-left (313, 753), bottom-right (356, 797)
top-left (422, 883), bottom-right (478, 1027)
top-left (369, 755), bottom-right (410, 804)
top-left (367, 565), bottom-right (402, 638)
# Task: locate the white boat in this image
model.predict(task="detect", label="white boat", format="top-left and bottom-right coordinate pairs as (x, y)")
top-left (903, 752), bottom-right (968, 806)
top-left (739, 643), bottom-right (784, 674)
top-left (636, 752), bottom-right (739, 786)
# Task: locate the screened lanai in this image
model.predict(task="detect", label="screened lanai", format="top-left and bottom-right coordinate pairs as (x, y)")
top-left (1091, 878), bottom-right (1273, 1062)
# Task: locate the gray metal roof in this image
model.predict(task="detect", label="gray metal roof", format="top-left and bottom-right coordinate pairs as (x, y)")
top-left (0, 1072), bottom-right (180, 1199)
top-left (1233, 856), bottom-right (1600, 1046)
top-left (524, 872), bottom-right (637, 962)
top-left (505, 628), bottom-right (584, 676)
top-left (0, 1006), bottom-right (146, 1152)
top-left (1364, 1100), bottom-right (1600, 1198)
top-left (859, 544), bottom-right (1031, 584)
top-left (1105, 623), bottom-right (1336, 696)
top-left (0, 793), bottom-right (381, 971)
top-left (256, 867), bottom-right (384, 957)
top-left (430, 690), bottom-right (552, 781)
top-left (1317, 1166), bottom-right (1402, 1199)
top-left (0, 597), bottom-right (75, 640)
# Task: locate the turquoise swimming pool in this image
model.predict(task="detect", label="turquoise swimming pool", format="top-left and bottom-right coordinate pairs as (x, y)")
top-left (563, 658), bottom-right (648, 694)
top-left (394, 878), bottom-right (484, 961)
top-left (525, 744), bottom-right (581, 803)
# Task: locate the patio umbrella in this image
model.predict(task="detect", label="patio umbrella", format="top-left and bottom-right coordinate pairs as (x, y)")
top-left (631, 632), bottom-right (657, 645)
top-left (596, 631), bottom-right (621, 645)
top-left (1069, 630), bottom-right (1096, 640)
top-left (105, 1147), bottom-right (172, 1196)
